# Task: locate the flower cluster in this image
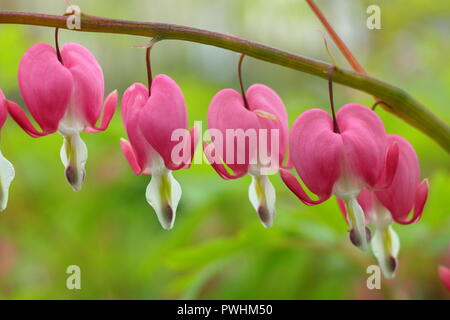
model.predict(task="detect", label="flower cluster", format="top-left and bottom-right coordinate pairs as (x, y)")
top-left (280, 104), bottom-right (428, 278)
top-left (0, 38), bottom-right (429, 278)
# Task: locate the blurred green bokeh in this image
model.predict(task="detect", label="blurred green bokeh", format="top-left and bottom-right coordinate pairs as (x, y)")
top-left (0, 0), bottom-right (449, 299)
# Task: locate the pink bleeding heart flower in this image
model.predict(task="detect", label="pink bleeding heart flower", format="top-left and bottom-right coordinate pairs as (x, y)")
top-left (0, 90), bottom-right (15, 210)
top-left (204, 84), bottom-right (288, 227)
top-left (337, 134), bottom-right (428, 277)
top-left (6, 43), bottom-right (118, 191)
top-left (120, 74), bottom-right (198, 230)
top-left (280, 104), bottom-right (399, 250)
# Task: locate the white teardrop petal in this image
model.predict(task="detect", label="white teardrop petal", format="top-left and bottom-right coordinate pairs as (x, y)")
top-left (0, 150), bottom-right (14, 211)
top-left (248, 174), bottom-right (276, 228)
top-left (60, 133), bottom-right (88, 192)
top-left (346, 197), bottom-right (369, 251)
top-left (145, 171), bottom-right (181, 230)
top-left (371, 224), bottom-right (400, 278)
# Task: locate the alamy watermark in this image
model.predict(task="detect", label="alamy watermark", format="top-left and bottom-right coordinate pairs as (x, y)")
top-left (66, 4), bottom-right (81, 30)
top-left (367, 5), bottom-right (381, 30)
top-left (169, 121), bottom-right (281, 175)
top-left (66, 265), bottom-right (81, 290)
top-left (366, 265), bottom-right (381, 289)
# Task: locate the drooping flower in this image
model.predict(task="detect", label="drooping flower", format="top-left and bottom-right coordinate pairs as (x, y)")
top-left (6, 42), bottom-right (118, 191)
top-left (0, 90), bottom-right (15, 210)
top-left (204, 84), bottom-right (289, 227)
top-left (120, 75), bottom-right (198, 230)
top-left (337, 134), bottom-right (428, 277)
top-left (280, 104), bottom-right (399, 250)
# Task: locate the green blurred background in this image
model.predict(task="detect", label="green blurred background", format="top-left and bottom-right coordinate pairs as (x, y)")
top-left (0, 0), bottom-right (449, 299)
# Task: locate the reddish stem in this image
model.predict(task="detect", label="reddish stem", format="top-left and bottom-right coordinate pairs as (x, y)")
top-left (146, 45), bottom-right (153, 97)
top-left (55, 27), bottom-right (64, 64)
top-left (305, 0), bottom-right (366, 74)
top-left (328, 66), bottom-right (340, 133)
top-left (238, 54), bottom-right (250, 109)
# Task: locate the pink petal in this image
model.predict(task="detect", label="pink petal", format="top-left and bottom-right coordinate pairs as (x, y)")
top-left (139, 75), bottom-right (188, 171)
top-left (203, 141), bottom-right (248, 180)
top-left (60, 43), bottom-right (104, 128)
top-left (208, 88), bottom-right (260, 175)
top-left (373, 141), bottom-right (399, 189)
top-left (336, 198), bottom-right (347, 221)
top-left (439, 265), bottom-right (450, 291)
top-left (122, 83), bottom-right (148, 123)
top-left (18, 43), bottom-right (73, 132)
top-left (280, 168), bottom-right (328, 205)
top-left (337, 104), bottom-right (388, 188)
top-left (120, 138), bottom-right (145, 176)
top-left (0, 90), bottom-right (8, 129)
top-left (356, 189), bottom-right (376, 221)
top-left (121, 83), bottom-right (152, 173)
top-left (85, 90), bottom-right (118, 133)
top-left (394, 178), bottom-right (429, 225)
top-left (375, 135), bottom-right (426, 224)
top-left (246, 84), bottom-right (289, 165)
top-left (280, 153), bottom-right (293, 169)
top-left (288, 108), bottom-right (342, 202)
top-left (5, 100), bottom-right (49, 137)
top-left (178, 125), bottom-right (201, 170)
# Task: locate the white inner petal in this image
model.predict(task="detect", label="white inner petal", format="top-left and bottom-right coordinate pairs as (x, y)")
top-left (145, 151), bottom-right (182, 230)
top-left (0, 150), bottom-right (15, 211)
top-left (332, 159), bottom-right (363, 200)
top-left (60, 133), bottom-right (88, 192)
top-left (346, 197), bottom-right (369, 251)
top-left (371, 224), bottom-right (400, 279)
top-left (248, 173), bottom-right (276, 228)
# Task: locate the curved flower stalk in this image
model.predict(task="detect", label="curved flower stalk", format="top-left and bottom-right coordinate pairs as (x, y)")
top-left (338, 135), bottom-right (428, 278)
top-left (120, 75), bottom-right (198, 230)
top-left (204, 83), bottom-right (289, 228)
top-left (5, 42), bottom-right (118, 191)
top-left (0, 90), bottom-right (15, 210)
top-left (280, 104), bottom-right (399, 250)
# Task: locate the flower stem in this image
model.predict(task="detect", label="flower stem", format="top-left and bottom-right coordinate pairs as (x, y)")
top-left (238, 54), bottom-right (250, 110)
top-left (54, 27), bottom-right (64, 64)
top-left (328, 66), bottom-right (340, 133)
top-left (305, 0), bottom-right (365, 74)
top-left (145, 36), bottom-right (161, 97)
top-left (305, 1), bottom-right (389, 109)
top-left (145, 44), bottom-right (153, 96)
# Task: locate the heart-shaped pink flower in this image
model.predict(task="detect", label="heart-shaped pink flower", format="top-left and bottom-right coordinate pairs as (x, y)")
top-left (337, 134), bottom-right (428, 277)
top-left (205, 84), bottom-right (288, 227)
top-left (281, 104), bottom-right (399, 249)
top-left (121, 74), bottom-right (198, 230)
top-left (6, 43), bottom-right (118, 191)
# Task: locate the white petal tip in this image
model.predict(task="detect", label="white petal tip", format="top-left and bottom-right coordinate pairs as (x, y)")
top-left (60, 134), bottom-right (87, 192)
top-left (158, 204), bottom-right (175, 230)
top-left (372, 225), bottom-right (400, 279)
top-left (258, 206), bottom-right (274, 228)
top-left (349, 227), bottom-right (371, 251)
top-left (380, 256), bottom-right (398, 279)
top-left (249, 175), bottom-right (276, 228)
top-left (0, 151), bottom-right (15, 211)
top-left (65, 166), bottom-right (85, 192)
